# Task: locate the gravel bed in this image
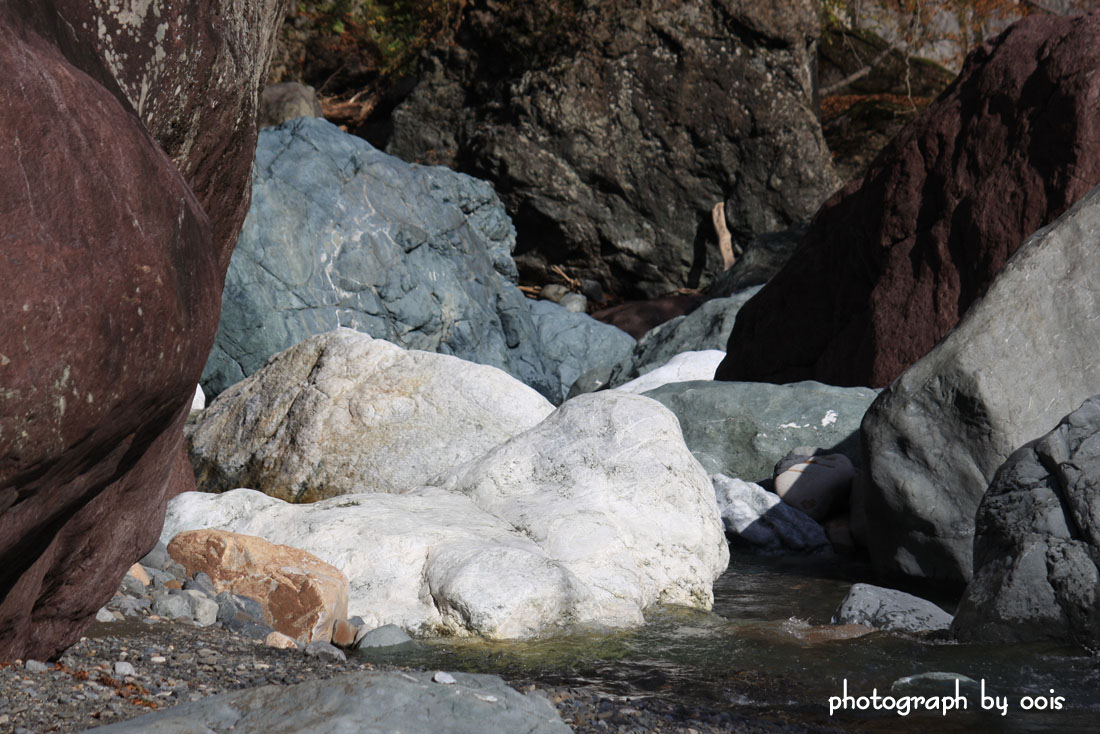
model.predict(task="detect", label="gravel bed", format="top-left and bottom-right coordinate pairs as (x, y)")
top-left (0, 617), bottom-right (833, 734)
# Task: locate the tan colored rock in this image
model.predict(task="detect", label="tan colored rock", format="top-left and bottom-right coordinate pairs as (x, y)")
top-left (126, 564), bottom-right (151, 587)
top-left (168, 530), bottom-right (348, 643)
top-left (264, 631), bottom-right (298, 649)
top-left (331, 619), bottom-right (359, 649)
top-left (773, 454), bottom-right (856, 522)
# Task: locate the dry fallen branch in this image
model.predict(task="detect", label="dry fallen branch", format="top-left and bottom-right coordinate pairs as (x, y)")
top-left (551, 264), bottom-right (582, 291)
top-left (712, 202), bottom-right (736, 271)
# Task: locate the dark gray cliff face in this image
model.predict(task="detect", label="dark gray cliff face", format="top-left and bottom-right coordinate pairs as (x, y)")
top-left (387, 0), bottom-right (838, 299)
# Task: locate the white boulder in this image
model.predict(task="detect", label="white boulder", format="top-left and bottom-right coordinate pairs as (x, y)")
top-left (431, 391), bottom-right (729, 620)
top-left (162, 488), bottom-right (589, 639)
top-left (165, 392), bottom-right (728, 638)
top-left (187, 329), bottom-right (554, 502)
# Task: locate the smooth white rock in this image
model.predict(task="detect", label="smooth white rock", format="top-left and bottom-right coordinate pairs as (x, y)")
top-left (431, 391), bottom-right (729, 620)
top-left (613, 350), bottom-right (726, 394)
top-left (164, 394), bottom-right (727, 638)
top-left (189, 595), bottom-right (220, 627)
top-left (163, 488), bottom-right (593, 639)
top-left (187, 328), bottom-right (554, 501)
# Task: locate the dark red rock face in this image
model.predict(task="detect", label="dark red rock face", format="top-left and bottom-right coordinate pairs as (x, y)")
top-left (14, 0), bottom-right (284, 261)
top-left (717, 12), bottom-right (1100, 388)
top-left (0, 0), bottom-right (283, 661)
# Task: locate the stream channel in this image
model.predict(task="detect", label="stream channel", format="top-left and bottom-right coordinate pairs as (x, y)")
top-left (356, 554), bottom-right (1100, 733)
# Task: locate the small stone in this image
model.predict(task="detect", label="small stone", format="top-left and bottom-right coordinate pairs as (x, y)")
top-left (24, 660), bottom-right (48, 673)
top-left (113, 661), bottom-right (136, 677)
top-left (432, 671), bottom-right (457, 685)
top-left (150, 656), bottom-right (167, 664)
top-left (560, 292), bottom-right (587, 313)
top-left (303, 641), bottom-right (345, 662)
top-left (215, 592), bottom-right (266, 625)
top-left (152, 593), bottom-right (191, 621)
top-left (118, 598), bottom-right (151, 616)
top-left (163, 579), bottom-right (183, 590)
top-left (184, 571), bottom-right (216, 597)
top-left (95, 607), bottom-right (115, 623)
top-left (539, 284), bottom-right (568, 303)
top-left (140, 542), bottom-right (170, 571)
top-left (330, 619), bottom-right (358, 648)
top-left (164, 560), bottom-right (189, 580)
top-left (264, 631), bottom-right (298, 650)
top-left (189, 596), bottom-right (219, 627)
top-left (226, 619), bottom-right (274, 640)
top-left (125, 563), bottom-right (151, 587)
top-left (119, 575), bottom-right (146, 597)
top-left (475, 693), bottom-right (499, 703)
top-left (354, 623), bottom-right (413, 649)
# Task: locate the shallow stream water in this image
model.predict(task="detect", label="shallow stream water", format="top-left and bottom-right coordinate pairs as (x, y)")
top-left (356, 554), bottom-right (1100, 733)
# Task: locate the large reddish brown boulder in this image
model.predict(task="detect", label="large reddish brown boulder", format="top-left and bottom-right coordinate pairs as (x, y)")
top-left (717, 12), bottom-right (1100, 388)
top-left (0, 0), bottom-right (284, 661)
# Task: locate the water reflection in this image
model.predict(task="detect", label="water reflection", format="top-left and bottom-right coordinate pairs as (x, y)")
top-left (356, 554), bottom-right (1100, 732)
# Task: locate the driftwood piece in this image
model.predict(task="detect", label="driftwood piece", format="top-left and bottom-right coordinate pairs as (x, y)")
top-left (712, 202), bottom-right (735, 271)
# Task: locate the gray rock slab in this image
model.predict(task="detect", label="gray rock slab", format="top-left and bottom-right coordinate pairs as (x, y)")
top-left (529, 300), bottom-right (635, 401)
top-left (832, 583), bottom-right (952, 633)
top-left (644, 380), bottom-right (877, 482)
top-left (862, 185), bottom-right (1100, 584)
top-left (356, 623), bottom-right (414, 649)
top-left (202, 117), bottom-right (556, 400)
top-left (951, 395), bottom-right (1100, 645)
top-left (85, 670), bottom-right (572, 733)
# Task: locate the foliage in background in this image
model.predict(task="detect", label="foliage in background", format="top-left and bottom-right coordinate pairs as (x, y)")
top-left (297, 0), bottom-right (466, 80)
